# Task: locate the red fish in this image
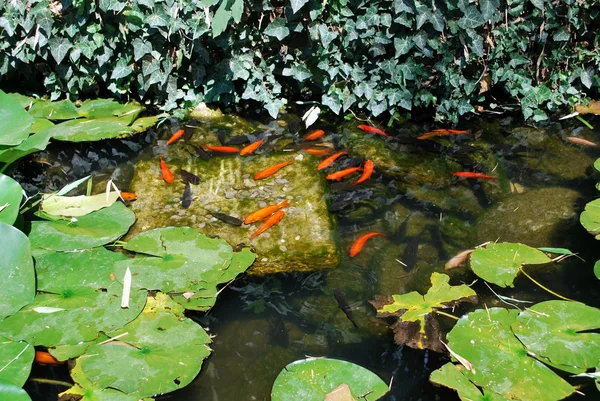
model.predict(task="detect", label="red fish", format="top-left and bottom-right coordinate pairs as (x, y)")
top-left (358, 125), bottom-right (390, 138)
top-left (417, 129), bottom-right (471, 140)
top-left (304, 147), bottom-right (333, 156)
top-left (350, 232), bottom-right (386, 257)
top-left (159, 157), bottom-right (174, 183)
top-left (453, 172), bottom-right (497, 180)
top-left (353, 160), bottom-right (374, 185)
top-left (244, 200), bottom-right (290, 224)
top-left (250, 210), bottom-right (285, 240)
top-left (120, 191), bottom-right (137, 201)
top-left (317, 151), bottom-right (348, 170)
top-left (255, 160), bottom-right (294, 180)
top-left (240, 139), bottom-right (264, 155)
top-left (166, 129), bottom-right (185, 145)
top-left (303, 129), bottom-right (325, 141)
top-left (35, 350), bottom-right (63, 365)
top-left (202, 145), bottom-right (240, 153)
top-left (326, 166), bottom-right (362, 181)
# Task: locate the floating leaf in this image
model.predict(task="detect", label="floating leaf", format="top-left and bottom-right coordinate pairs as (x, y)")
top-left (537, 247), bottom-right (574, 255)
top-left (0, 380), bottom-right (32, 401)
top-left (271, 358), bottom-right (388, 401)
top-left (0, 129), bottom-right (52, 167)
top-left (0, 89), bottom-right (34, 147)
top-left (469, 242), bottom-right (551, 287)
top-left (28, 99), bottom-right (80, 120)
top-left (430, 363), bottom-right (511, 401)
top-left (581, 198), bottom-right (600, 239)
top-left (0, 174), bottom-right (22, 225)
top-left (0, 337), bottom-right (34, 387)
top-left (36, 118), bottom-right (131, 142)
top-left (40, 191), bottom-right (120, 217)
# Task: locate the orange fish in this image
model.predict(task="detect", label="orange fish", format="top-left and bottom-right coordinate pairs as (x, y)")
top-left (159, 157), bottom-right (174, 183)
top-left (353, 160), bottom-right (374, 185)
top-left (249, 210), bottom-right (285, 240)
top-left (350, 232), bottom-right (386, 257)
top-left (304, 148), bottom-right (333, 156)
top-left (317, 151), bottom-right (348, 170)
top-left (453, 172), bottom-right (497, 180)
top-left (254, 160), bottom-right (294, 180)
top-left (567, 136), bottom-right (598, 147)
top-left (303, 129), bottom-right (325, 141)
top-left (417, 129), bottom-right (471, 140)
top-left (444, 249), bottom-right (475, 270)
top-left (326, 166), bottom-right (362, 181)
top-left (202, 145), bottom-right (240, 153)
top-left (240, 139), bottom-right (264, 155)
top-left (166, 129), bottom-right (185, 145)
top-left (244, 200), bottom-right (290, 224)
top-left (120, 191), bottom-right (137, 201)
top-left (358, 125), bottom-right (391, 137)
top-left (35, 350), bottom-right (63, 365)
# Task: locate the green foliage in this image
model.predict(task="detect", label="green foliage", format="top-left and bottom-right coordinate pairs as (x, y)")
top-left (0, 174), bottom-right (22, 225)
top-left (0, 338), bottom-right (34, 388)
top-left (1, 0), bottom-right (599, 121)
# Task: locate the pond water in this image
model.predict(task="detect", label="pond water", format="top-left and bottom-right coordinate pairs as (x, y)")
top-left (16, 113), bottom-right (600, 400)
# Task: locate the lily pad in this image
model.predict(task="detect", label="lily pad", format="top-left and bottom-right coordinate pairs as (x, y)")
top-left (77, 99), bottom-right (143, 124)
top-left (0, 223), bottom-right (35, 321)
top-left (0, 89), bottom-right (34, 146)
top-left (512, 300), bottom-right (600, 373)
top-left (129, 116), bottom-right (159, 133)
top-left (0, 336), bottom-right (34, 387)
top-left (581, 198), bottom-right (600, 239)
top-left (0, 129), bottom-right (52, 167)
top-left (0, 380), bottom-right (32, 401)
top-left (29, 202), bottom-right (135, 251)
top-left (0, 174), bottom-right (22, 225)
top-left (430, 363), bottom-right (510, 401)
top-left (37, 118), bottom-right (131, 142)
top-left (594, 260), bottom-right (600, 280)
top-left (271, 358), bottom-right (388, 401)
top-left (40, 191), bottom-right (120, 217)
top-left (80, 293), bottom-right (211, 398)
top-left (30, 118), bottom-right (54, 133)
top-left (470, 242), bottom-right (551, 287)
top-left (594, 158), bottom-right (600, 173)
top-left (446, 308), bottom-right (574, 401)
top-left (28, 99), bottom-right (81, 120)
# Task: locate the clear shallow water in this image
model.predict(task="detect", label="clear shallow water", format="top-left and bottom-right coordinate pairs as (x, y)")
top-left (16, 115), bottom-right (600, 400)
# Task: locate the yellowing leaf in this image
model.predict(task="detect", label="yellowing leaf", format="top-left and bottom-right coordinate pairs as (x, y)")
top-left (41, 191), bottom-right (120, 217)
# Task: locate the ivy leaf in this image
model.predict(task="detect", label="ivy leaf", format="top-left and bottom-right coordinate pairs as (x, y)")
top-left (281, 64), bottom-right (312, 82)
top-left (132, 39), bottom-right (152, 62)
top-left (264, 98), bottom-right (286, 118)
top-left (99, 0), bottom-right (127, 12)
top-left (322, 93), bottom-right (341, 115)
top-left (480, 0), bottom-right (499, 20)
top-left (212, 1), bottom-right (232, 37)
top-left (110, 59), bottom-right (134, 80)
top-left (146, 12), bottom-right (169, 28)
top-left (231, 0), bottom-right (243, 23)
top-left (47, 37), bottom-right (72, 64)
top-left (394, 37), bottom-right (413, 57)
top-left (318, 24), bottom-right (338, 47)
top-left (290, 0), bottom-right (309, 14)
top-left (553, 27), bottom-right (570, 41)
top-left (264, 18), bottom-right (290, 41)
top-left (393, 0), bottom-right (414, 14)
top-left (530, 0), bottom-right (545, 10)
top-left (580, 69), bottom-right (593, 89)
top-left (458, 5), bottom-right (485, 29)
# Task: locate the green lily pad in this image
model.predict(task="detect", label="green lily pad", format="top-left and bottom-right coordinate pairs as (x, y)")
top-left (80, 293), bottom-right (211, 398)
top-left (28, 99), bottom-right (81, 120)
top-left (29, 202), bottom-right (135, 251)
top-left (30, 118), bottom-right (54, 133)
top-left (0, 174), bottom-right (22, 225)
top-left (581, 198), bottom-right (600, 239)
top-left (40, 191), bottom-right (120, 217)
top-left (129, 116), bottom-right (159, 133)
top-left (0, 89), bottom-right (34, 147)
top-left (37, 118), bottom-right (131, 142)
top-left (219, 247), bottom-right (256, 282)
top-left (0, 129), bottom-right (52, 167)
top-left (0, 336), bottom-right (34, 387)
top-left (430, 363), bottom-right (511, 401)
top-left (594, 260), bottom-right (600, 280)
top-left (446, 308), bottom-right (574, 401)
top-left (594, 158), bottom-right (600, 173)
top-left (271, 358), bottom-right (388, 401)
top-left (0, 380), bottom-right (32, 401)
top-left (512, 301), bottom-right (600, 373)
top-left (6, 93), bottom-right (34, 109)
top-left (0, 223), bottom-right (35, 321)
top-left (470, 243), bottom-right (551, 287)
top-left (77, 99), bottom-right (143, 124)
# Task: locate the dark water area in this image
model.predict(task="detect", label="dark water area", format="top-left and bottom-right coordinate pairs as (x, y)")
top-left (13, 113), bottom-right (600, 400)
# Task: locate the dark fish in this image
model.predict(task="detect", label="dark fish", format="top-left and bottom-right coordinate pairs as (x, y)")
top-left (217, 130), bottom-right (227, 145)
top-left (208, 211), bottom-right (243, 226)
top-left (333, 288), bottom-right (359, 328)
top-left (402, 228), bottom-right (425, 271)
top-left (181, 182), bottom-right (192, 208)
top-left (288, 120), bottom-right (300, 135)
top-left (188, 144), bottom-right (211, 161)
top-left (227, 134), bottom-right (251, 145)
top-left (268, 315), bottom-right (289, 348)
top-left (181, 169), bottom-right (200, 185)
top-left (389, 213), bottom-right (411, 244)
top-left (428, 224), bottom-right (448, 260)
top-left (183, 124), bottom-right (196, 141)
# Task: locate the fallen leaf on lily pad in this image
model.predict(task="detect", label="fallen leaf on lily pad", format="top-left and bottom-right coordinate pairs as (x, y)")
top-left (40, 191), bottom-right (120, 217)
top-left (324, 383), bottom-right (357, 401)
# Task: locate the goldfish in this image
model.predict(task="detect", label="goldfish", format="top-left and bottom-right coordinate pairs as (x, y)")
top-left (249, 210), bottom-right (285, 240)
top-left (353, 160), bottom-right (374, 185)
top-left (349, 232), bottom-right (386, 257)
top-left (303, 129), bottom-right (325, 141)
top-left (120, 191), bottom-right (137, 201)
top-left (35, 350), bottom-right (63, 365)
top-left (166, 129), bottom-right (185, 145)
top-left (304, 147), bottom-right (333, 156)
top-left (326, 166), bottom-right (362, 181)
top-left (317, 151), bottom-right (348, 170)
top-left (202, 145), bottom-right (240, 153)
top-left (567, 136), bottom-right (598, 147)
top-left (358, 124), bottom-right (391, 137)
top-left (453, 172), bottom-right (497, 180)
top-left (444, 249), bottom-right (475, 270)
top-left (417, 129), bottom-right (471, 140)
top-left (240, 139), bottom-right (264, 155)
top-left (254, 160), bottom-right (294, 180)
top-left (159, 157), bottom-right (174, 183)
top-left (244, 200), bottom-right (290, 224)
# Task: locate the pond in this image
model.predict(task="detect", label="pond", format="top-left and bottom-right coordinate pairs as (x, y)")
top-left (16, 110), bottom-right (600, 400)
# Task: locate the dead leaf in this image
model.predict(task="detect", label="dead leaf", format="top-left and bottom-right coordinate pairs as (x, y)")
top-left (324, 383), bottom-right (357, 401)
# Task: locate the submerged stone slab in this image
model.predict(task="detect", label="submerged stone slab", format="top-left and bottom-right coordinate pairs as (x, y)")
top-left (129, 152), bottom-right (340, 275)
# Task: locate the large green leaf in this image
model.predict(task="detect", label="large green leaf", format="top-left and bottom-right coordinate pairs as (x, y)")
top-left (77, 99), bottom-right (144, 124)
top-left (40, 191), bottom-right (120, 217)
top-left (0, 174), bottom-right (22, 225)
top-left (0, 89), bottom-right (33, 147)
top-left (430, 363), bottom-right (510, 401)
top-left (446, 308), bottom-right (574, 401)
top-left (271, 358), bottom-right (388, 401)
top-left (0, 223), bottom-right (35, 321)
top-left (80, 293), bottom-right (211, 398)
top-left (29, 202), bottom-right (135, 251)
top-left (469, 243), bottom-right (551, 287)
top-left (0, 380), bottom-right (32, 401)
top-left (0, 129), bottom-right (52, 167)
top-left (36, 118), bottom-right (132, 142)
top-left (581, 198), bottom-right (600, 239)
top-left (0, 336), bottom-right (34, 387)
top-left (512, 301), bottom-right (600, 373)
top-left (28, 99), bottom-right (81, 120)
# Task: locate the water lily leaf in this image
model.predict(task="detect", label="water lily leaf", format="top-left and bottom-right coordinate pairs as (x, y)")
top-left (446, 308), bottom-right (574, 401)
top-left (0, 174), bottom-right (22, 225)
top-left (581, 198), bottom-right (600, 239)
top-left (0, 89), bottom-right (34, 147)
top-left (36, 118), bottom-right (132, 142)
top-left (512, 301), bottom-right (600, 373)
top-left (0, 380), bottom-right (32, 401)
top-left (470, 243), bottom-right (551, 287)
top-left (40, 191), bottom-right (120, 217)
top-left (80, 293), bottom-right (211, 398)
top-left (219, 247), bottom-right (256, 282)
top-left (129, 115), bottom-right (158, 133)
top-left (0, 336), bottom-right (34, 387)
top-left (29, 202), bottom-right (135, 251)
top-left (271, 358), bottom-right (388, 401)
top-left (594, 260), bottom-right (600, 280)
top-left (537, 247), bottom-right (574, 255)
top-left (28, 99), bottom-right (81, 120)
top-left (30, 118), bottom-right (54, 133)
top-left (430, 363), bottom-right (511, 401)
top-left (77, 99), bottom-right (144, 124)
top-left (0, 129), bottom-right (52, 167)
top-left (593, 158), bottom-right (600, 173)
top-left (0, 223), bottom-right (35, 321)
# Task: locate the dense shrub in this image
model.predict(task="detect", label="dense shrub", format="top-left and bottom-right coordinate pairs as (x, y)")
top-left (0, 0), bottom-right (599, 122)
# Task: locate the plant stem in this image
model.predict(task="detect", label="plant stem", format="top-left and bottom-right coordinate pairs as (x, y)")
top-left (519, 267), bottom-right (575, 302)
top-left (576, 115), bottom-right (594, 129)
top-left (28, 378), bottom-right (73, 387)
top-left (435, 310), bottom-right (459, 320)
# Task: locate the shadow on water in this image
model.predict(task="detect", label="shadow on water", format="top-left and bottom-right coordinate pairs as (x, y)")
top-left (14, 115), bottom-right (600, 400)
